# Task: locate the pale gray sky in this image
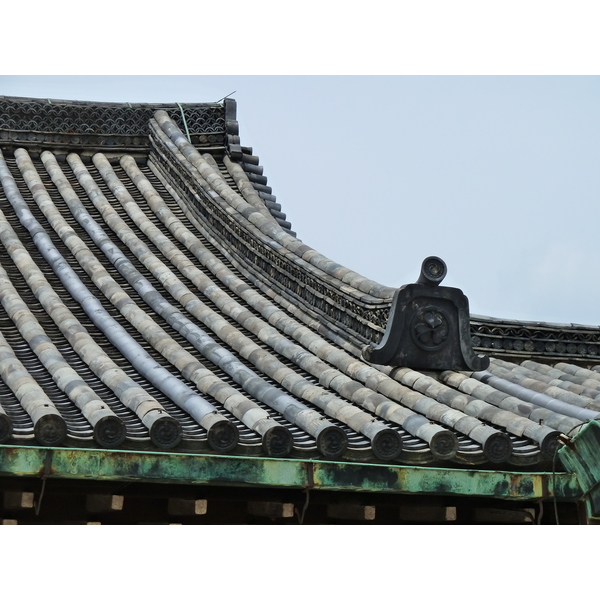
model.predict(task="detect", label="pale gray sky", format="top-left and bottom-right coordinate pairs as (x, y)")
top-left (2, 75), bottom-right (599, 326)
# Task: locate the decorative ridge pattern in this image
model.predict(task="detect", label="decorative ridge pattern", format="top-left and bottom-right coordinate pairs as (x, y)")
top-left (149, 109), bottom-right (600, 365)
top-left (238, 145), bottom-right (295, 236)
top-left (148, 116), bottom-right (393, 347)
top-left (471, 315), bottom-right (600, 364)
top-left (0, 95), bottom-right (226, 151)
top-left (152, 110), bottom-right (396, 299)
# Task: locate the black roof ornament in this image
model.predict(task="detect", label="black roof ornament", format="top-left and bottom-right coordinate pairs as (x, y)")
top-left (362, 257), bottom-right (489, 371)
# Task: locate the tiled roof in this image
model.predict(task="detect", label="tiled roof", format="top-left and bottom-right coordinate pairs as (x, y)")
top-left (0, 96), bottom-right (598, 472)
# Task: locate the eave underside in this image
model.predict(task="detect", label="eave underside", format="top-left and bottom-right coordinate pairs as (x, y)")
top-left (0, 444), bottom-right (580, 498)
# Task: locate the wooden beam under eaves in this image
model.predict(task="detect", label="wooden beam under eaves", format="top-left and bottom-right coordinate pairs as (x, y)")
top-left (473, 507), bottom-right (536, 524)
top-left (327, 504), bottom-right (376, 522)
top-left (399, 505), bottom-right (457, 523)
top-left (3, 491), bottom-right (35, 511)
top-left (167, 498), bottom-right (208, 516)
top-left (247, 501), bottom-right (295, 519)
top-left (86, 494), bottom-right (124, 513)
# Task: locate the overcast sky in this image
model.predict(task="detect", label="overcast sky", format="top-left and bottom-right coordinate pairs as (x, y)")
top-left (2, 75), bottom-right (600, 326)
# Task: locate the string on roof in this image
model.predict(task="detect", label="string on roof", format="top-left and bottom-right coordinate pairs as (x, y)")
top-left (176, 102), bottom-right (191, 143)
top-left (216, 90), bottom-right (236, 103)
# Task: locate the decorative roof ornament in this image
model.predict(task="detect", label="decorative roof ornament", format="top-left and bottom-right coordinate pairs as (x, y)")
top-left (362, 257), bottom-right (490, 371)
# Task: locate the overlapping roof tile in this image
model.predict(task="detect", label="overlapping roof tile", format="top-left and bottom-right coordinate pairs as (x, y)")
top-left (0, 96), bottom-right (597, 470)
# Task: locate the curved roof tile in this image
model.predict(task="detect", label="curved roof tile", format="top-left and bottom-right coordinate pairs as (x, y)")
top-left (0, 96), bottom-right (598, 470)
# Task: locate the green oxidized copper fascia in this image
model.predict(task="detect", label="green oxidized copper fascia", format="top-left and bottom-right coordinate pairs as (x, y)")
top-left (558, 420), bottom-right (600, 517)
top-left (558, 420), bottom-right (600, 491)
top-left (311, 461), bottom-right (580, 500)
top-left (0, 444), bottom-right (582, 501)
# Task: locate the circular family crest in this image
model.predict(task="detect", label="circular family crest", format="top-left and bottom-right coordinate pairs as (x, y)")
top-left (410, 307), bottom-right (450, 351)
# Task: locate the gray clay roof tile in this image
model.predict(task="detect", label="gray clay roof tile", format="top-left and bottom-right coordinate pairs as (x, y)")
top-left (1, 96), bottom-right (598, 469)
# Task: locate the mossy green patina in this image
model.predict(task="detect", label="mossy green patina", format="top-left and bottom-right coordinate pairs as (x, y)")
top-left (0, 445), bottom-right (582, 501)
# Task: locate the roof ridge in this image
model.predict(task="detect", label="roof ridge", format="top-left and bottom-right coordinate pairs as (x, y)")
top-left (152, 109), bottom-right (397, 301)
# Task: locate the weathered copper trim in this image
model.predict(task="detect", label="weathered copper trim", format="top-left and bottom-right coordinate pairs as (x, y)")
top-left (559, 420), bottom-right (600, 519)
top-left (0, 445), bottom-right (582, 501)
